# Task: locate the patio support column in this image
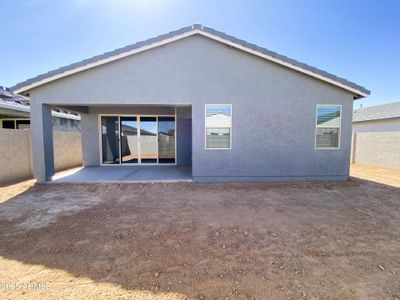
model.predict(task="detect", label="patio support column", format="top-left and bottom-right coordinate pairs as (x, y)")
top-left (31, 102), bottom-right (54, 183)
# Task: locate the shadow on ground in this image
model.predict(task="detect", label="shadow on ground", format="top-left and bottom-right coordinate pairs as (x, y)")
top-left (0, 179), bottom-right (400, 299)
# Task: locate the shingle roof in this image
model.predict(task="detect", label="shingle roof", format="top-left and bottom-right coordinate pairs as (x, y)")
top-left (353, 102), bottom-right (400, 122)
top-left (11, 24), bottom-right (370, 97)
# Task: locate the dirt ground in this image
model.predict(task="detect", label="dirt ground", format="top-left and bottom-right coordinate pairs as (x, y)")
top-left (350, 164), bottom-right (400, 188)
top-left (0, 166), bottom-right (399, 299)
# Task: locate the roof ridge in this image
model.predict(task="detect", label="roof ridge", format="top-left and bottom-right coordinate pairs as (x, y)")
top-left (354, 101), bottom-right (400, 111)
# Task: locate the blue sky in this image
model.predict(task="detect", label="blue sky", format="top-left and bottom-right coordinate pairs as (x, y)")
top-left (1, 0), bottom-right (399, 107)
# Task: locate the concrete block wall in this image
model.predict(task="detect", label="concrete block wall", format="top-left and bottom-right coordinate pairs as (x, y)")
top-left (0, 129), bottom-right (32, 184)
top-left (352, 132), bottom-right (400, 170)
top-left (53, 131), bottom-right (83, 171)
top-left (0, 129), bottom-right (82, 185)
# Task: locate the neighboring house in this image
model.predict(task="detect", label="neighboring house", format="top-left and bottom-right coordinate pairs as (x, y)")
top-left (353, 102), bottom-right (400, 132)
top-left (11, 25), bottom-right (370, 183)
top-left (351, 102), bottom-right (400, 170)
top-left (0, 86), bottom-right (81, 131)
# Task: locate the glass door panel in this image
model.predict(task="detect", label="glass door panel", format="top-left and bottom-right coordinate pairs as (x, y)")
top-left (120, 117), bottom-right (139, 163)
top-left (101, 116), bottom-right (120, 164)
top-left (140, 117), bottom-right (158, 163)
top-left (158, 117), bottom-right (175, 164)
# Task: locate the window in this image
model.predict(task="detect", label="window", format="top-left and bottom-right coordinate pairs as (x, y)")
top-left (16, 120), bottom-right (30, 129)
top-left (2, 120), bottom-right (15, 129)
top-left (315, 105), bottom-right (341, 149)
top-left (205, 104), bottom-right (232, 149)
top-left (0, 119), bottom-right (30, 129)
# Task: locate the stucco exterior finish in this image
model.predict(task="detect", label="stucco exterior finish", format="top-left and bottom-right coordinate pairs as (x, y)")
top-left (29, 35), bottom-right (355, 182)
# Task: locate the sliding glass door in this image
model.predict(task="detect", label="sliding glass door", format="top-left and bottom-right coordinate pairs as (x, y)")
top-left (158, 117), bottom-right (175, 164)
top-left (120, 117), bottom-right (139, 163)
top-left (101, 116), bottom-right (120, 164)
top-left (100, 115), bottom-right (175, 165)
top-left (140, 117), bottom-right (158, 164)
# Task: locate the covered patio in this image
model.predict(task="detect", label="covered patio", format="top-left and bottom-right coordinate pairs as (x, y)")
top-left (28, 103), bottom-right (192, 183)
top-left (51, 165), bottom-right (192, 183)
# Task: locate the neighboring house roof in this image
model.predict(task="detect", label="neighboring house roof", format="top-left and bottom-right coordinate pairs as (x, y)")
top-left (353, 101), bottom-right (400, 123)
top-left (11, 24), bottom-right (370, 98)
top-left (0, 86), bottom-right (81, 120)
top-left (205, 113), bottom-right (232, 128)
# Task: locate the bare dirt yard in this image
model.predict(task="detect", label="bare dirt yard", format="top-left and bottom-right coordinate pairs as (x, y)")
top-left (0, 165), bottom-right (399, 299)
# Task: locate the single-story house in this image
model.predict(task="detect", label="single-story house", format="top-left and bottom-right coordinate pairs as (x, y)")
top-left (11, 25), bottom-right (370, 183)
top-left (0, 86), bottom-right (81, 131)
top-left (353, 102), bottom-right (400, 132)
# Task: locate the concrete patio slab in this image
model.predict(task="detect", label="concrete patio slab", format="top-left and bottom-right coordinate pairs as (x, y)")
top-left (50, 166), bottom-right (192, 183)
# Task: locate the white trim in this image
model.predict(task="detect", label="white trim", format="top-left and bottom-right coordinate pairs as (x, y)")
top-left (14, 29), bottom-right (368, 98)
top-left (156, 116), bottom-right (159, 164)
top-left (0, 118), bottom-right (30, 129)
top-left (205, 104), bottom-right (232, 150)
top-left (98, 113), bottom-right (177, 166)
top-left (199, 31), bottom-right (368, 98)
top-left (0, 102), bottom-right (80, 120)
top-left (174, 106), bottom-right (178, 164)
top-left (315, 104), bottom-right (342, 150)
top-left (14, 30), bottom-right (197, 94)
top-left (0, 102), bottom-right (30, 113)
top-left (52, 111), bottom-right (81, 120)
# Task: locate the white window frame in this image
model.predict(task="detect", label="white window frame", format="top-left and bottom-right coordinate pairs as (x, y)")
top-left (98, 111), bottom-right (177, 166)
top-left (205, 104), bottom-right (232, 150)
top-left (0, 118), bottom-right (30, 129)
top-left (315, 104), bottom-right (342, 150)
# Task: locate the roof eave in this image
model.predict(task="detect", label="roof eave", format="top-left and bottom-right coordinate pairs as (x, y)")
top-left (11, 26), bottom-right (370, 98)
top-left (353, 116), bottom-right (400, 123)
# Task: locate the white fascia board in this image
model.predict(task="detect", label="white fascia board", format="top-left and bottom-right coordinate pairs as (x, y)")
top-left (14, 30), bottom-right (197, 94)
top-left (197, 31), bottom-right (368, 97)
top-left (51, 112), bottom-right (81, 120)
top-left (0, 102), bottom-right (30, 113)
top-left (14, 29), bottom-right (367, 98)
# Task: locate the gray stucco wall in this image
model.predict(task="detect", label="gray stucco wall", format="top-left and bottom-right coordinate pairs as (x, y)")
top-left (352, 118), bottom-right (400, 133)
top-left (29, 35), bottom-right (355, 182)
top-left (176, 106), bottom-right (192, 166)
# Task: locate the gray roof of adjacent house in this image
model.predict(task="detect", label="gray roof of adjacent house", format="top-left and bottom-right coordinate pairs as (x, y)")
top-left (11, 24), bottom-right (370, 98)
top-left (353, 102), bottom-right (400, 122)
top-left (0, 86), bottom-right (80, 120)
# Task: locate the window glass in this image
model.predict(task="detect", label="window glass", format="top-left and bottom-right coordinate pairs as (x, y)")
top-left (158, 117), bottom-right (176, 164)
top-left (140, 117), bottom-right (157, 163)
top-left (316, 128), bottom-right (339, 148)
top-left (2, 120), bottom-right (15, 129)
top-left (16, 120), bottom-right (30, 129)
top-left (317, 106), bottom-right (341, 126)
top-left (316, 105), bottom-right (341, 149)
top-left (205, 104), bottom-right (231, 149)
top-left (120, 117), bottom-right (138, 163)
top-left (101, 116), bottom-right (120, 164)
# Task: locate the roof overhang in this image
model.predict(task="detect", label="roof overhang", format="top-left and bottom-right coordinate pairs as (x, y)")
top-left (12, 25), bottom-right (370, 98)
top-left (353, 116), bottom-right (400, 123)
top-left (0, 101), bottom-right (80, 120)
top-left (0, 102), bottom-right (30, 113)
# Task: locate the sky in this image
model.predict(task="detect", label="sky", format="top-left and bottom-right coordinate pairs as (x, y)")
top-left (1, 0), bottom-right (399, 108)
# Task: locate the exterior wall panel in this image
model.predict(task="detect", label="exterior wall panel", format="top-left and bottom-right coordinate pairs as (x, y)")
top-left (352, 132), bottom-right (400, 170)
top-left (353, 118), bottom-right (400, 133)
top-left (29, 35), bottom-right (355, 182)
